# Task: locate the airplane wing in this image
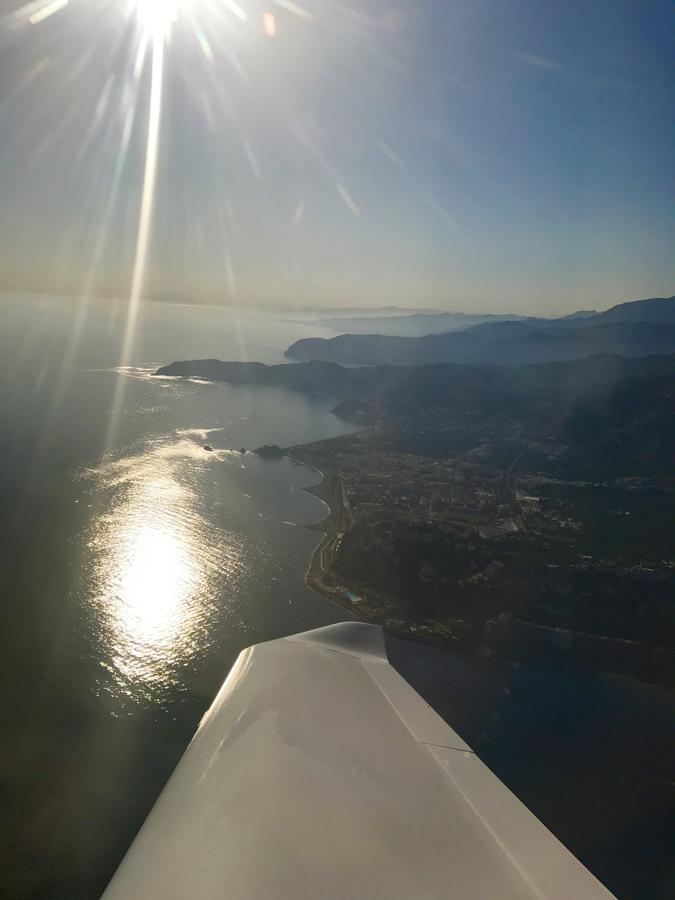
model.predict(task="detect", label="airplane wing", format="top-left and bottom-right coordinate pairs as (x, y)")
top-left (103, 622), bottom-right (614, 899)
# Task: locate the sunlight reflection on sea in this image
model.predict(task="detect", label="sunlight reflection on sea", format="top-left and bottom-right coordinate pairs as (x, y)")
top-left (84, 433), bottom-right (243, 702)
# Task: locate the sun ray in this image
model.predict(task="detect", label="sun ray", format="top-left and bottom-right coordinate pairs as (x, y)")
top-left (106, 29), bottom-right (164, 451)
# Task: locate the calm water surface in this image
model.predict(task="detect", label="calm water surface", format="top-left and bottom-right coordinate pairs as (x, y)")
top-left (0, 295), bottom-right (355, 898)
top-left (0, 294), bottom-right (673, 899)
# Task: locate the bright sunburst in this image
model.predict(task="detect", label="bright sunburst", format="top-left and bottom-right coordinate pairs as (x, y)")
top-left (135, 0), bottom-right (180, 38)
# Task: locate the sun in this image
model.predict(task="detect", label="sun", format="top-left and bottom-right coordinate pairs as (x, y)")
top-left (135, 0), bottom-right (181, 38)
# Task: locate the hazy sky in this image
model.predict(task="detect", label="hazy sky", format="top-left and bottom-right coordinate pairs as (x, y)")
top-left (0, 0), bottom-right (672, 313)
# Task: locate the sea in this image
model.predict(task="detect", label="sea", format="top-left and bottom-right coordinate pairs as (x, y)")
top-left (0, 293), bottom-right (673, 899)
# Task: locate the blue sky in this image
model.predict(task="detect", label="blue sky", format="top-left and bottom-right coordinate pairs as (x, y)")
top-left (0, 0), bottom-right (672, 312)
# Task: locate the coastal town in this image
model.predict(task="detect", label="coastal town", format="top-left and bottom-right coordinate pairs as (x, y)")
top-left (288, 424), bottom-right (675, 684)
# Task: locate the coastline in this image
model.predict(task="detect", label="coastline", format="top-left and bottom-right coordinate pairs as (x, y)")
top-left (289, 448), bottom-right (459, 641)
top-left (289, 456), bottom-right (364, 622)
top-left (267, 439), bottom-right (675, 685)
top-left (283, 437), bottom-right (469, 642)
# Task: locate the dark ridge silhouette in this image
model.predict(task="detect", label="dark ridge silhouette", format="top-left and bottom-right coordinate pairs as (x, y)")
top-left (285, 297), bottom-right (675, 366)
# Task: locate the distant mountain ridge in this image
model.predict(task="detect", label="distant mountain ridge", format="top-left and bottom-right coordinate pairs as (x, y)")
top-left (302, 311), bottom-right (525, 337)
top-left (286, 297), bottom-right (675, 366)
top-left (303, 295), bottom-right (673, 338)
top-left (583, 296), bottom-right (675, 325)
top-left (557, 309), bottom-right (597, 320)
top-left (285, 305), bottom-right (443, 321)
top-left (156, 352), bottom-right (675, 405)
top-left (157, 353), bottom-right (675, 476)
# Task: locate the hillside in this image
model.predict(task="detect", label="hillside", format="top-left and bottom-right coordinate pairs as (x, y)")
top-left (156, 353), bottom-right (675, 405)
top-left (588, 296), bottom-right (675, 325)
top-left (156, 354), bottom-right (675, 476)
top-left (286, 320), bottom-right (675, 367)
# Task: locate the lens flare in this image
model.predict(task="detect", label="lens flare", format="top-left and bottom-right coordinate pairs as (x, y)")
top-left (135, 0), bottom-right (179, 38)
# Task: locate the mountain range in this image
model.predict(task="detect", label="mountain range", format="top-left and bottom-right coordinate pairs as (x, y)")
top-left (301, 296), bottom-right (673, 338)
top-left (286, 297), bottom-right (675, 366)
